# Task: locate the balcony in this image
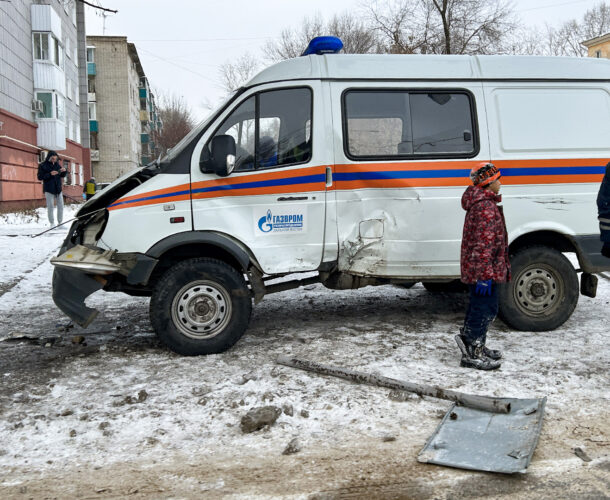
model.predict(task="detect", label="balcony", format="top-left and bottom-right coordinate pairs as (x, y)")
top-left (87, 62), bottom-right (96, 76)
top-left (31, 4), bottom-right (62, 39)
top-left (139, 87), bottom-right (147, 99)
top-left (88, 92), bottom-right (96, 102)
top-left (140, 110), bottom-right (149, 122)
top-left (141, 133), bottom-right (150, 144)
top-left (89, 120), bottom-right (98, 133)
top-left (36, 119), bottom-right (66, 151)
top-left (90, 149), bottom-right (100, 161)
top-left (33, 62), bottom-right (66, 95)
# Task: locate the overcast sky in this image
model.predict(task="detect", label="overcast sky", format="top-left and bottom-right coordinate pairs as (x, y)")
top-left (85, 0), bottom-right (605, 122)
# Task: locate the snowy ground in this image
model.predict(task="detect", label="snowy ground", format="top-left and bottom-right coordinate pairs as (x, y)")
top-left (0, 207), bottom-right (608, 499)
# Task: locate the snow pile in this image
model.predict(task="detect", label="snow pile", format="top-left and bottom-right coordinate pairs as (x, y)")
top-left (0, 207), bottom-right (608, 493)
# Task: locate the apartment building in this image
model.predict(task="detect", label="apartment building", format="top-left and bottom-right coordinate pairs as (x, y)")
top-left (0, 0), bottom-right (91, 210)
top-left (86, 36), bottom-right (162, 182)
top-left (582, 33), bottom-right (610, 59)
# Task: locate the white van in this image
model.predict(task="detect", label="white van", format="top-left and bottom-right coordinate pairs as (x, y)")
top-left (51, 38), bottom-right (610, 355)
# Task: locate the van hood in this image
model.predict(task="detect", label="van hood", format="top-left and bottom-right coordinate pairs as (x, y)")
top-left (77, 164), bottom-right (159, 218)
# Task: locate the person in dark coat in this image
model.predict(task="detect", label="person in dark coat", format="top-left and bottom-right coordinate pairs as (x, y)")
top-left (455, 163), bottom-right (510, 370)
top-left (598, 162), bottom-right (610, 258)
top-left (37, 150), bottom-right (66, 225)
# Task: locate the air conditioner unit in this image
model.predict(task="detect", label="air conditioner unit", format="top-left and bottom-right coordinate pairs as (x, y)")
top-left (31, 99), bottom-right (44, 113)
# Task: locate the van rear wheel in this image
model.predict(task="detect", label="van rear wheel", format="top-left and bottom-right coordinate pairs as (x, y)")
top-left (150, 258), bottom-right (252, 355)
top-left (498, 246), bottom-right (578, 331)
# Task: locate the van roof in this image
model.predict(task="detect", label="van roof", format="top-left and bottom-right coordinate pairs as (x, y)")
top-left (246, 54), bottom-right (610, 87)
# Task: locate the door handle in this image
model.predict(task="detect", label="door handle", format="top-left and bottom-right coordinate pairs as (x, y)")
top-left (277, 196), bottom-right (308, 201)
top-left (326, 166), bottom-right (333, 187)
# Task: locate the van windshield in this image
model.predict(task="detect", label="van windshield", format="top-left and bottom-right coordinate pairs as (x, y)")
top-left (162, 90), bottom-right (238, 163)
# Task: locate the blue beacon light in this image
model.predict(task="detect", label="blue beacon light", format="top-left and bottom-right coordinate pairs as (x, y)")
top-left (301, 36), bottom-right (344, 56)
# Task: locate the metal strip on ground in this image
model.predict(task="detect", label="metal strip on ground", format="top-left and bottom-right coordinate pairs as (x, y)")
top-left (418, 397), bottom-right (546, 474)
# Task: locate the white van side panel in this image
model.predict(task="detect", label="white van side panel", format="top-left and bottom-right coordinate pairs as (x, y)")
top-left (330, 81), bottom-right (490, 278)
top-left (485, 83), bottom-right (610, 242)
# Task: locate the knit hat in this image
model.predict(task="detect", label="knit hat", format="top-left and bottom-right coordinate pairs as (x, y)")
top-left (470, 162), bottom-right (500, 187)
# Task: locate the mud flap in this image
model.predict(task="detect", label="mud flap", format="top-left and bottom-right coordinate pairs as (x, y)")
top-left (580, 272), bottom-right (598, 298)
top-left (52, 267), bottom-right (103, 327)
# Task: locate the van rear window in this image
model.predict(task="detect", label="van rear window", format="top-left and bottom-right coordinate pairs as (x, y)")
top-left (343, 90), bottom-right (477, 160)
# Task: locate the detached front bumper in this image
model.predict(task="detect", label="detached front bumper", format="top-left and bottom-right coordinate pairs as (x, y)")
top-left (52, 267), bottom-right (104, 327)
top-left (51, 244), bottom-right (157, 327)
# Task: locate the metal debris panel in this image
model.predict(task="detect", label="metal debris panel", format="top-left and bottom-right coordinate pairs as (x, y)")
top-left (418, 397), bottom-right (546, 474)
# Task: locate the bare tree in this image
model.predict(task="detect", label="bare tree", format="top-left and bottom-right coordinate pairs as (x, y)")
top-left (531, 2), bottom-right (610, 57)
top-left (219, 52), bottom-right (261, 94)
top-left (263, 12), bottom-right (377, 62)
top-left (429, 0), bottom-right (516, 54)
top-left (581, 1), bottom-right (610, 41)
top-left (156, 92), bottom-right (195, 153)
top-left (365, 0), bottom-right (516, 55)
top-left (365, 0), bottom-right (435, 54)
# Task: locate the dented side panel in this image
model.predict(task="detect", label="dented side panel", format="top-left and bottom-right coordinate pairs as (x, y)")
top-left (330, 81), bottom-right (491, 278)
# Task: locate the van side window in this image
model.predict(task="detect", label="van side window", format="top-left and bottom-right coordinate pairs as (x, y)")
top-left (343, 90), bottom-right (477, 159)
top-left (203, 87), bottom-right (312, 172)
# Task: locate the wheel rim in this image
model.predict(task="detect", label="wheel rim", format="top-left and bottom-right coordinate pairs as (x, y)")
top-left (171, 280), bottom-right (232, 339)
top-left (512, 264), bottom-right (563, 317)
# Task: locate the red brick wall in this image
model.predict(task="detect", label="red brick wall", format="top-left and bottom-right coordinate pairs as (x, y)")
top-left (0, 109), bottom-right (42, 210)
top-left (0, 108), bottom-right (91, 211)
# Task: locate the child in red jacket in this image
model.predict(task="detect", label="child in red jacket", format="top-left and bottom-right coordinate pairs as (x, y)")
top-left (455, 163), bottom-right (510, 370)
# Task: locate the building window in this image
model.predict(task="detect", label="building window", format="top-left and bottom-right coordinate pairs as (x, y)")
top-left (65, 37), bottom-right (71, 59)
top-left (33, 33), bottom-right (49, 60)
top-left (595, 50), bottom-right (602, 58)
top-left (88, 102), bottom-right (96, 120)
top-left (79, 164), bottom-right (83, 185)
top-left (36, 92), bottom-right (53, 118)
top-left (66, 79), bottom-right (72, 100)
top-left (86, 47), bottom-right (95, 63)
top-left (64, 160), bottom-right (72, 185)
top-left (55, 94), bottom-right (65, 121)
top-left (36, 92), bottom-right (65, 121)
top-left (33, 32), bottom-right (63, 67)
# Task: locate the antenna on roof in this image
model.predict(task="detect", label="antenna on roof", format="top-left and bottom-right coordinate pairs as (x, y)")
top-left (301, 36), bottom-right (344, 57)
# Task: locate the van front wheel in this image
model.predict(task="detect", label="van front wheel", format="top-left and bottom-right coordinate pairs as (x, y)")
top-left (150, 258), bottom-right (252, 355)
top-left (498, 246), bottom-right (578, 331)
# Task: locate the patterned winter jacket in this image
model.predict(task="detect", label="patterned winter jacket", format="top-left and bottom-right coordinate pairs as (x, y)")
top-left (460, 185), bottom-right (511, 284)
top-left (597, 162), bottom-right (610, 243)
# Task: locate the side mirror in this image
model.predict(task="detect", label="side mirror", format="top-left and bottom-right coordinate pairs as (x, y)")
top-left (207, 135), bottom-right (236, 177)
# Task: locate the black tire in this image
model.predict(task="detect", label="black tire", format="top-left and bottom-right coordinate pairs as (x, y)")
top-left (150, 258), bottom-right (252, 355)
top-left (498, 246), bottom-right (578, 331)
top-left (423, 280), bottom-right (468, 293)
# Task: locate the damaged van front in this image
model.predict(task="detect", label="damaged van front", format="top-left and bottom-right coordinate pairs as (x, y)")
top-left (51, 163), bottom-right (163, 326)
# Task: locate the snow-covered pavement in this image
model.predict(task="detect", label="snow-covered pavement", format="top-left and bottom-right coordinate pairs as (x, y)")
top-left (0, 207), bottom-right (608, 499)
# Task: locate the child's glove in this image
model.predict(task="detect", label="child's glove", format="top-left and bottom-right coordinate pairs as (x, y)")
top-left (475, 279), bottom-right (493, 296)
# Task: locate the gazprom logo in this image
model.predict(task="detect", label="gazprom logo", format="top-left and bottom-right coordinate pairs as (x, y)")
top-left (258, 209), bottom-right (273, 233)
top-left (257, 209), bottom-right (304, 233)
